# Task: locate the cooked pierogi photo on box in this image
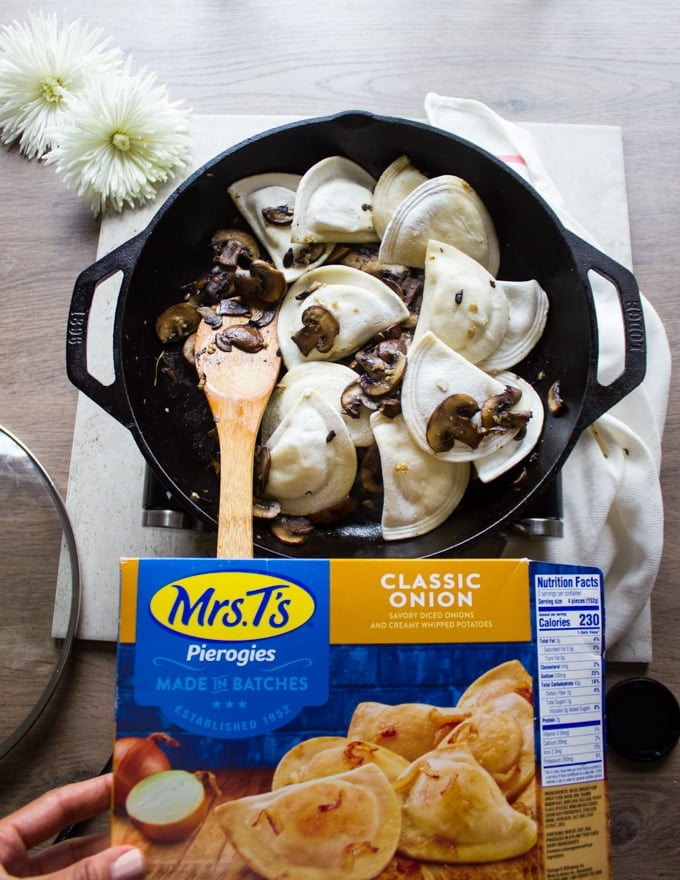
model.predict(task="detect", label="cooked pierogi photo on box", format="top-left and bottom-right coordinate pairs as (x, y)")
top-left (110, 659), bottom-right (540, 880)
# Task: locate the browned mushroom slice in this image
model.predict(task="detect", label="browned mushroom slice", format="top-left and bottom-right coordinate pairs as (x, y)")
top-left (270, 516), bottom-right (314, 544)
top-left (253, 497), bottom-right (281, 520)
top-left (283, 242), bottom-right (327, 270)
top-left (291, 305), bottom-right (340, 356)
top-left (249, 306), bottom-right (277, 329)
top-left (155, 301), bottom-right (201, 344)
top-left (480, 385), bottom-right (524, 431)
top-left (333, 244), bottom-right (380, 268)
top-left (247, 260), bottom-right (287, 304)
top-left (218, 298), bottom-right (251, 317)
top-left (402, 331), bottom-right (525, 462)
top-left (232, 259), bottom-right (287, 305)
top-left (426, 393), bottom-right (482, 452)
top-left (196, 305), bottom-right (223, 328)
top-left (262, 203), bottom-right (294, 225)
top-left (355, 345), bottom-right (407, 398)
top-left (178, 334), bottom-right (196, 369)
top-left (210, 228), bottom-right (261, 266)
top-left (341, 380), bottom-right (380, 419)
top-left (474, 373), bottom-right (543, 483)
top-left (216, 325), bottom-right (266, 353)
top-left (548, 379), bottom-right (565, 415)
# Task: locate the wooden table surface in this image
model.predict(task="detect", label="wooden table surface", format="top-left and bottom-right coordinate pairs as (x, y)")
top-left (0, 1), bottom-right (677, 876)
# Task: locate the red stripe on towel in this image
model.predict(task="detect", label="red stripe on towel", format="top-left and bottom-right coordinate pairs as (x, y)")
top-left (498, 154), bottom-right (527, 166)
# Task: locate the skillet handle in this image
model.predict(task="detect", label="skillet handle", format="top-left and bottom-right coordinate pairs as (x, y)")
top-left (566, 229), bottom-right (647, 429)
top-left (66, 234), bottom-right (146, 427)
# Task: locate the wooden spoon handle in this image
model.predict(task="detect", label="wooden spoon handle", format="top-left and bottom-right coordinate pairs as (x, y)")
top-left (213, 397), bottom-right (260, 559)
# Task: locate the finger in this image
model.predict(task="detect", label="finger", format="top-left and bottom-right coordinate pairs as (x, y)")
top-left (26, 846), bottom-right (146, 880)
top-left (25, 832), bottom-right (109, 875)
top-left (1, 775), bottom-right (113, 851)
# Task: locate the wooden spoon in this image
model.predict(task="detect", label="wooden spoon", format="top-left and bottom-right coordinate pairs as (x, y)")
top-left (194, 304), bottom-right (281, 558)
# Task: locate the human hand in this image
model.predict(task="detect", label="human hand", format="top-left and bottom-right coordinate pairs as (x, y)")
top-left (0, 774), bottom-right (145, 880)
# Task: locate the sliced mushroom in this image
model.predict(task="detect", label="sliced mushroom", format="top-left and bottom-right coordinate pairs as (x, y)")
top-left (270, 516), bottom-right (315, 545)
top-left (182, 333), bottom-right (197, 366)
top-left (262, 204), bottom-right (294, 226)
top-left (282, 242), bottom-right (328, 271)
top-left (330, 244), bottom-right (381, 271)
top-left (548, 380), bottom-right (565, 415)
top-left (155, 301), bottom-right (201, 344)
top-left (216, 325), bottom-right (266, 353)
top-left (480, 385), bottom-right (531, 433)
top-left (250, 306), bottom-right (277, 329)
top-left (253, 497), bottom-right (281, 520)
top-left (426, 393), bottom-right (482, 452)
top-left (210, 228), bottom-right (261, 265)
top-left (249, 260), bottom-right (287, 304)
top-left (201, 267), bottom-right (235, 302)
top-left (218, 298), bottom-right (251, 317)
top-left (356, 345), bottom-right (407, 398)
top-left (196, 305), bottom-right (223, 328)
top-left (341, 380), bottom-right (380, 419)
top-left (291, 305), bottom-right (340, 356)
top-left (377, 395), bottom-right (402, 418)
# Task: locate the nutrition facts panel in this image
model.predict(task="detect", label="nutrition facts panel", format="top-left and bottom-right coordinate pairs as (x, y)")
top-left (533, 565), bottom-right (605, 787)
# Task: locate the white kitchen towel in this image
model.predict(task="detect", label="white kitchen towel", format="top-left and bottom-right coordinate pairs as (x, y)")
top-left (424, 93), bottom-right (671, 655)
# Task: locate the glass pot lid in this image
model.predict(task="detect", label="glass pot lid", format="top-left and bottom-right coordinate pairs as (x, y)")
top-left (0, 424), bottom-right (81, 759)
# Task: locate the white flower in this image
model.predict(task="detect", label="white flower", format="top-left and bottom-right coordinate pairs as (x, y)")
top-left (45, 60), bottom-right (193, 215)
top-left (0, 11), bottom-right (123, 158)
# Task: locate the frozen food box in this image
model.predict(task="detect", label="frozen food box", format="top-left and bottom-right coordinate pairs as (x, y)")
top-left (111, 557), bottom-right (611, 879)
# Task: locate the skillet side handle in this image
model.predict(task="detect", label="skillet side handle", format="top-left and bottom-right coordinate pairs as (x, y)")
top-left (566, 229), bottom-right (647, 429)
top-left (65, 235), bottom-right (145, 428)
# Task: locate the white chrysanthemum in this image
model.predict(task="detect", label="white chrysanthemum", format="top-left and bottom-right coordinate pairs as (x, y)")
top-left (45, 60), bottom-right (193, 214)
top-left (0, 11), bottom-right (123, 158)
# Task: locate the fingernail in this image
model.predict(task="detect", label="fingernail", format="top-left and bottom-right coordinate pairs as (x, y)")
top-left (111, 848), bottom-right (146, 880)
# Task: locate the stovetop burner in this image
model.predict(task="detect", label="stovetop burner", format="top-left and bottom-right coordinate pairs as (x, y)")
top-left (141, 465), bottom-right (563, 540)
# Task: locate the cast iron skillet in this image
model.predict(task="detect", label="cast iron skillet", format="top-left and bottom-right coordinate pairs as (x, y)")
top-left (66, 111), bottom-right (646, 558)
